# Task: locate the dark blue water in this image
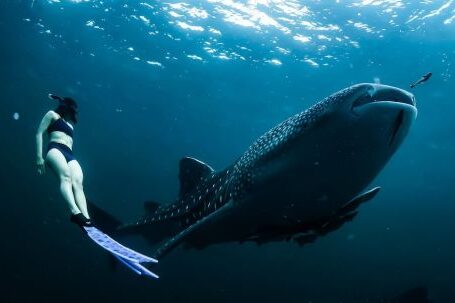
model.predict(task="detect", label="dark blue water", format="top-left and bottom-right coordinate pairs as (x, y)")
top-left (1, 1), bottom-right (454, 302)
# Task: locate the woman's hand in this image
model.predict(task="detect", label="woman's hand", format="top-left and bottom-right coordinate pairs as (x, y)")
top-left (37, 157), bottom-right (46, 175)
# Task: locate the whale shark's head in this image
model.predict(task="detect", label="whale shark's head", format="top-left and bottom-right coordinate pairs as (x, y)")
top-left (289, 83), bottom-right (417, 209)
top-left (324, 83), bottom-right (417, 151)
top-left (241, 83), bottom-right (417, 219)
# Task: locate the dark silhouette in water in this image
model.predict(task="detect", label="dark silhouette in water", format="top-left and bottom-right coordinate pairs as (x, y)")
top-left (410, 72), bottom-right (432, 88)
top-left (391, 286), bottom-right (432, 303)
top-left (93, 84), bottom-right (417, 268)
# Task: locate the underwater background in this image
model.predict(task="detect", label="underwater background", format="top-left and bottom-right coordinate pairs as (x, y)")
top-left (0, 0), bottom-right (454, 302)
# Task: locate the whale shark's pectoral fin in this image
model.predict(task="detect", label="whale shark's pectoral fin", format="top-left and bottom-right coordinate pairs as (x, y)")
top-left (316, 211), bottom-right (359, 236)
top-left (293, 212), bottom-right (360, 245)
top-left (152, 200), bottom-right (234, 259)
top-left (315, 187), bottom-right (381, 236)
top-left (244, 187), bottom-right (381, 247)
top-left (339, 186), bottom-right (381, 214)
top-left (295, 186), bottom-right (381, 241)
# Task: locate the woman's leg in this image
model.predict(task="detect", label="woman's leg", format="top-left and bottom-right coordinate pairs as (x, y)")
top-left (68, 160), bottom-right (90, 219)
top-left (46, 149), bottom-right (81, 215)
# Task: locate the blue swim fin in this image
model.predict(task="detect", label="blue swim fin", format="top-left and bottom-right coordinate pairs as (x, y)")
top-left (82, 226), bottom-right (159, 278)
top-left (112, 254), bottom-right (159, 278)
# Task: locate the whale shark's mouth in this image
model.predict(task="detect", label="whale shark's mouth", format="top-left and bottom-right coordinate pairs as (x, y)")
top-left (348, 84), bottom-right (417, 147)
top-left (352, 85), bottom-right (416, 112)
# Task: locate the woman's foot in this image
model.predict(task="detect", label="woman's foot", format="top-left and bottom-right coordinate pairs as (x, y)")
top-left (70, 213), bottom-right (92, 227)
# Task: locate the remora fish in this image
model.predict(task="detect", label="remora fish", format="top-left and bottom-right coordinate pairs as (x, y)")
top-left (93, 83), bottom-right (417, 261)
top-left (410, 72), bottom-right (432, 88)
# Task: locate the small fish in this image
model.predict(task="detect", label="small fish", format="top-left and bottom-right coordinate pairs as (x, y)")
top-left (410, 72), bottom-right (432, 89)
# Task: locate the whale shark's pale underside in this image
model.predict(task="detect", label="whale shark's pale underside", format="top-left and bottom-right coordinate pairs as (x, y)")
top-left (93, 83), bottom-right (417, 263)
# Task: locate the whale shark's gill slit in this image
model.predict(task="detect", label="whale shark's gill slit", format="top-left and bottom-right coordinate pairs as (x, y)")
top-left (389, 110), bottom-right (404, 146)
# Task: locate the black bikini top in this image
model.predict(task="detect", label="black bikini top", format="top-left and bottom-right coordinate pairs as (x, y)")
top-left (47, 118), bottom-right (74, 138)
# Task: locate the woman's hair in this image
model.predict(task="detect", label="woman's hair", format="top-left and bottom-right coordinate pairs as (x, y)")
top-left (54, 97), bottom-right (78, 124)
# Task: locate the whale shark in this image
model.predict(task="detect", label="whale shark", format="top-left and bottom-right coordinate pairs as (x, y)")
top-left (93, 83), bottom-right (417, 263)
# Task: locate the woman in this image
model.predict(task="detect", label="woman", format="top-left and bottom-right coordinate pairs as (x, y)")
top-left (36, 94), bottom-right (92, 227)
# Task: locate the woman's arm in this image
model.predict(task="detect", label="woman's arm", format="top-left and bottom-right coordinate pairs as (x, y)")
top-left (36, 111), bottom-right (55, 174)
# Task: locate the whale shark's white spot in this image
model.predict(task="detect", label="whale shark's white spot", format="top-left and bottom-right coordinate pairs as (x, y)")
top-left (13, 112), bottom-right (20, 120)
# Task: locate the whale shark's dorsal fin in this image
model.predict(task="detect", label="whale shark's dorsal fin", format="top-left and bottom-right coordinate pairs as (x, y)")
top-left (179, 157), bottom-right (215, 198)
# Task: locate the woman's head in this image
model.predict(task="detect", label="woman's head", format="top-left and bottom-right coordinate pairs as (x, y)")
top-left (50, 95), bottom-right (78, 123)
